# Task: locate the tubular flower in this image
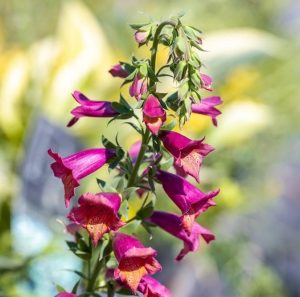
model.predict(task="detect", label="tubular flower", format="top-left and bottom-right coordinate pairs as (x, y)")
top-left (55, 293), bottom-right (77, 297)
top-left (149, 211), bottom-right (215, 261)
top-left (191, 96), bottom-right (223, 126)
top-left (200, 73), bottom-right (213, 91)
top-left (143, 95), bottom-right (166, 135)
top-left (48, 148), bottom-right (115, 207)
top-left (129, 140), bottom-right (142, 163)
top-left (159, 130), bottom-right (214, 182)
top-left (138, 275), bottom-right (171, 297)
top-left (67, 192), bottom-right (125, 246)
top-left (113, 232), bottom-right (162, 293)
top-left (67, 91), bottom-right (119, 127)
top-left (129, 74), bottom-right (148, 100)
top-left (109, 63), bottom-right (129, 78)
top-left (155, 170), bottom-right (219, 235)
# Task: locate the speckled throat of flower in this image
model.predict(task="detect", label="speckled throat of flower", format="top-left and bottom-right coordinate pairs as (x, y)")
top-left (49, 15), bottom-right (222, 297)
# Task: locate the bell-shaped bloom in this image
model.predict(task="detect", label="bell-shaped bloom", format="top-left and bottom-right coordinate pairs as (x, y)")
top-left (149, 211), bottom-right (215, 261)
top-left (129, 74), bottom-right (148, 100)
top-left (55, 293), bottom-right (77, 297)
top-left (159, 131), bottom-right (214, 182)
top-left (192, 96), bottom-right (223, 126)
top-left (109, 63), bottom-right (129, 78)
top-left (48, 148), bottom-right (115, 208)
top-left (113, 232), bottom-right (162, 293)
top-left (138, 275), bottom-right (171, 297)
top-left (67, 192), bottom-right (125, 246)
top-left (67, 91), bottom-right (119, 127)
top-left (135, 31), bottom-right (149, 44)
top-left (155, 170), bottom-right (219, 235)
top-left (143, 95), bottom-right (166, 135)
top-left (200, 73), bottom-right (213, 91)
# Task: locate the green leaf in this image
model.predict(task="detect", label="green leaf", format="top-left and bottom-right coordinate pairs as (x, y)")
top-left (174, 60), bottom-right (187, 81)
top-left (124, 122), bottom-right (143, 134)
top-left (137, 201), bottom-right (154, 219)
top-left (122, 187), bottom-right (139, 200)
top-left (102, 135), bottom-right (117, 149)
top-left (106, 256), bottom-right (118, 269)
top-left (111, 102), bottom-right (131, 114)
top-left (129, 22), bottom-right (150, 30)
top-left (96, 179), bottom-right (117, 192)
top-left (64, 269), bottom-right (89, 280)
top-left (55, 284), bottom-right (66, 293)
top-left (161, 118), bottom-right (177, 131)
top-left (139, 63), bottom-right (148, 77)
top-left (175, 36), bottom-right (187, 54)
top-left (160, 156), bottom-right (174, 170)
top-left (119, 199), bottom-right (129, 219)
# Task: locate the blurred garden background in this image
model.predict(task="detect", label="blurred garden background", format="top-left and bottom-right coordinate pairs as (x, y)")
top-left (1, 0), bottom-right (300, 296)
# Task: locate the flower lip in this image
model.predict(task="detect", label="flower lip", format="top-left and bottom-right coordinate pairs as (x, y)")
top-left (138, 275), bottom-right (171, 297)
top-left (48, 148), bottom-right (116, 207)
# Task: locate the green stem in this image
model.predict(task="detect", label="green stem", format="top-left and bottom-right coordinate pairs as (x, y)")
top-left (86, 252), bottom-right (104, 295)
top-left (128, 20), bottom-right (176, 188)
top-left (150, 20), bottom-right (177, 86)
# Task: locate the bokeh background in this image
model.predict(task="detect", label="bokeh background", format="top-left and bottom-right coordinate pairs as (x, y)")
top-left (1, 0), bottom-right (300, 296)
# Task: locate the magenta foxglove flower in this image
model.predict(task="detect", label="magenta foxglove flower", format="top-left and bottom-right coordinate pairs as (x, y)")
top-left (48, 148), bottom-right (115, 207)
top-left (143, 95), bottom-right (166, 135)
top-left (109, 64), bottom-right (129, 78)
top-left (55, 293), bottom-right (77, 297)
top-left (67, 91), bottom-right (119, 127)
top-left (192, 96), bottom-right (223, 126)
top-left (149, 211), bottom-right (214, 261)
top-left (113, 232), bottom-right (162, 293)
top-left (129, 74), bottom-right (148, 100)
top-left (67, 192), bottom-right (125, 246)
top-left (159, 130), bottom-right (214, 182)
top-left (155, 170), bottom-right (219, 235)
top-left (135, 31), bottom-right (149, 44)
top-left (138, 275), bottom-right (171, 297)
top-left (200, 73), bottom-right (213, 91)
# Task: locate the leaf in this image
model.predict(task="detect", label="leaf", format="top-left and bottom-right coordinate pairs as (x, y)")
top-left (64, 269), bottom-right (89, 280)
top-left (124, 122), bottom-right (143, 134)
top-left (175, 36), bottom-right (187, 54)
top-left (117, 287), bottom-right (133, 295)
top-left (122, 187), bottom-right (139, 199)
top-left (102, 135), bottom-right (116, 149)
top-left (55, 284), bottom-right (66, 293)
top-left (160, 156), bottom-right (174, 170)
top-left (129, 22), bottom-right (150, 30)
top-left (141, 221), bottom-right (153, 239)
top-left (96, 179), bottom-right (117, 192)
top-left (111, 102), bottom-right (131, 114)
top-left (119, 199), bottom-right (129, 219)
top-left (72, 280), bottom-right (81, 293)
top-left (161, 118), bottom-right (177, 131)
top-left (139, 63), bottom-right (148, 77)
top-left (137, 201), bottom-right (154, 219)
top-left (106, 256), bottom-right (118, 269)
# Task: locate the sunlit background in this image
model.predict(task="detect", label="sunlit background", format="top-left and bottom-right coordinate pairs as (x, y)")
top-left (1, 0), bottom-right (300, 296)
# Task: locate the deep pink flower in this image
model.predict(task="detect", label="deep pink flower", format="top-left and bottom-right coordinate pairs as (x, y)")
top-left (67, 91), bottom-right (119, 127)
top-left (48, 148), bottom-right (115, 207)
top-left (191, 96), bottom-right (223, 126)
top-left (138, 275), bottom-right (171, 297)
top-left (159, 131), bottom-right (214, 182)
top-left (135, 31), bottom-right (149, 44)
top-left (149, 211), bottom-right (214, 261)
top-left (129, 74), bottom-right (148, 100)
top-left (200, 73), bottom-right (213, 91)
top-left (67, 192), bottom-right (125, 246)
top-left (155, 170), bottom-right (219, 235)
top-left (113, 232), bottom-right (161, 293)
top-left (143, 95), bottom-right (166, 135)
top-left (55, 293), bottom-right (77, 297)
top-left (109, 63), bottom-right (129, 78)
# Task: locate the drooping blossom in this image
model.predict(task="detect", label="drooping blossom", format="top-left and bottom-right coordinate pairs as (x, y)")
top-left (191, 96), bottom-right (223, 126)
top-left (138, 275), bottom-right (171, 297)
top-left (68, 192), bottom-right (125, 246)
top-left (129, 74), bottom-right (148, 100)
top-left (48, 148), bottom-right (115, 207)
top-left (113, 232), bottom-right (161, 293)
top-left (149, 211), bottom-right (214, 261)
top-left (67, 91), bottom-right (119, 127)
top-left (159, 130), bottom-right (214, 182)
top-left (109, 63), bottom-right (129, 78)
top-left (135, 31), bottom-right (149, 44)
top-left (155, 170), bottom-right (219, 235)
top-left (143, 95), bottom-right (166, 135)
top-left (55, 293), bottom-right (77, 297)
top-left (200, 73), bottom-right (213, 91)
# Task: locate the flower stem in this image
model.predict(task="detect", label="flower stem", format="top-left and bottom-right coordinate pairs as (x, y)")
top-left (86, 252), bottom-right (104, 295)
